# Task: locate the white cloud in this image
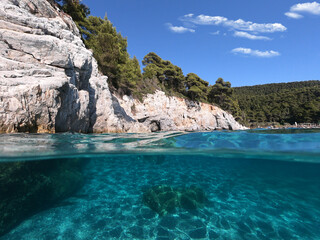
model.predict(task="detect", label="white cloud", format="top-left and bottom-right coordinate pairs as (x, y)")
top-left (233, 31), bottom-right (272, 40)
top-left (286, 2), bottom-right (320, 19)
top-left (231, 47), bottom-right (280, 58)
top-left (285, 12), bottom-right (304, 19)
top-left (181, 14), bottom-right (287, 33)
top-left (184, 13), bottom-right (194, 18)
top-left (167, 23), bottom-right (195, 33)
top-left (210, 30), bottom-right (220, 35)
top-left (290, 2), bottom-right (320, 15)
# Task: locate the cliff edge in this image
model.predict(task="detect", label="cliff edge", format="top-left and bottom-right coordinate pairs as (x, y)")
top-left (0, 0), bottom-right (246, 133)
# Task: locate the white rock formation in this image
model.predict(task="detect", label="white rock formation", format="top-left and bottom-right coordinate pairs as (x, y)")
top-left (0, 0), bottom-right (245, 133)
top-left (0, 0), bottom-right (146, 133)
top-left (118, 91), bottom-right (246, 131)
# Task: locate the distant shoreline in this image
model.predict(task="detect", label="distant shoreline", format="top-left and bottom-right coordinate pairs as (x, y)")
top-left (250, 123), bottom-right (320, 129)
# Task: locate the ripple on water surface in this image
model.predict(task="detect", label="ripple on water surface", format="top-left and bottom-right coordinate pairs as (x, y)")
top-left (0, 129), bottom-right (320, 239)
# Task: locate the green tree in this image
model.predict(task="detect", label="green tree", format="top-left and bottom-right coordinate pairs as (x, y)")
top-left (208, 78), bottom-right (233, 108)
top-left (185, 73), bottom-right (208, 101)
top-left (118, 56), bottom-right (142, 95)
top-left (142, 52), bottom-right (185, 96)
top-left (84, 16), bottom-right (129, 89)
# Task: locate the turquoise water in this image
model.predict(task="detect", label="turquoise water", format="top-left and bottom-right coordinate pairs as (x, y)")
top-left (0, 129), bottom-right (320, 239)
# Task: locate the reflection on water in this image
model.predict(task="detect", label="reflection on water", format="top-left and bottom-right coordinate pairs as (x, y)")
top-left (0, 130), bottom-right (319, 239)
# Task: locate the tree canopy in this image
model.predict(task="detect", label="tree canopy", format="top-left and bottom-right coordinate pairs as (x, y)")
top-left (185, 73), bottom-right (209, 102)
top-left (233, 81), bottom-right (320, 125)
top-left (142, 52), bottom-right (185, 96)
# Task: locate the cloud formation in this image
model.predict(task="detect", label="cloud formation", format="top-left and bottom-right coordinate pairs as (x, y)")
top-left (210, 30), bottom-right (220, 35)
top-left (181, 14), bottom-right (287, 33)
top-left (284, 12), bottom-right (303, 19)
top-left (286, 2), bottom-right (320, 18)
top-left (167, 23), bottom-right (195, 33)
top-left (233, 31), bottom-right (272, 40)
top-left (231, 48), bottom-right (280, 58)
top-left (291, 2), bottom-right (320, 14)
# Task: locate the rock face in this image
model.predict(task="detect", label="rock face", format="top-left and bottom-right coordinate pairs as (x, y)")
top-left (118, 91), bottom-right (246, 131)
top-left (0, 0), bottom-right (245, 133)
top-left (0, 0), bottom-right (146, 133)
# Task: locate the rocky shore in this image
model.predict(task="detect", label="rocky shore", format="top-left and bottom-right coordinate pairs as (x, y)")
top-left (0, 0), bottom-right (245, 133)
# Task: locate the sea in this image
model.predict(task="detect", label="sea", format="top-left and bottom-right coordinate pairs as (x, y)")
top-left (0, 129), bottom-right (319, 240)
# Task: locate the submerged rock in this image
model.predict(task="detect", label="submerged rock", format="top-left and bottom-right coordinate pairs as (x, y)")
top-left (0, 158), bottom-right (85, 236)
top-left (143, 185), bottom-right (178, 216)
top-left (142, 185), bottom-right (208, 216)
top-left (179, 185), bottom-right (207, 210)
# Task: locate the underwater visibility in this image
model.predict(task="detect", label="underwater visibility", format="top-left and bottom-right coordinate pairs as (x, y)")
top-left (0, 129), bottom-right (320, 240)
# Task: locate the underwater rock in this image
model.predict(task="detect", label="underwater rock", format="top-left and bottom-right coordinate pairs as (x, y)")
top-left (142, 185), bottom-right (208, 216)
top-left (143, 185), bottom-right (178, 216)
top-left (0, 158), bottom-right (85, 236)
top-left (179, 185), bottom-right (207, 210)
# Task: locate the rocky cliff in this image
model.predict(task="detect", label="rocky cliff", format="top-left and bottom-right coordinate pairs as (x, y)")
top-left (0, 0), bottom-right (245, 133)
top-left (118, 91), bottom-right (245, 131)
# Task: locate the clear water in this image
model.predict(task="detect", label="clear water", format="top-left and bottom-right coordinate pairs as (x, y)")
top-left (0, 129), bottom-right (320, 240)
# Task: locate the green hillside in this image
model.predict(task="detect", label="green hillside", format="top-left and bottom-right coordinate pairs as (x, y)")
top-left (233, 81), bottom-right (320, 126)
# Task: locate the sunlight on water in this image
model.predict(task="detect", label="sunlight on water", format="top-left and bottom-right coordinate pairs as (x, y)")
top-left (0, 129), bottom-right (319, 239)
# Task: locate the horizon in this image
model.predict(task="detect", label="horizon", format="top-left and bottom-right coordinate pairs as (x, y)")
top-left (82, 0), bottom-right (320, 87)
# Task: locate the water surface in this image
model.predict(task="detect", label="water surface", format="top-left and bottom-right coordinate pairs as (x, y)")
top-left (0, 129), bottom-right (319, 239)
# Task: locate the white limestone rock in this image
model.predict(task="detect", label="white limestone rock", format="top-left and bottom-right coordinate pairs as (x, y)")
top-left (0, 0), bottom-right (245, 133)
top-left (0, 0), bottom-right (145, 133)
top-left (118, 91), bottom-right (247, 131)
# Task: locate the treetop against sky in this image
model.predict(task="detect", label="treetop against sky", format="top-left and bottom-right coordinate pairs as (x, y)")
top-left (82, 0), bottom-right (320, 87)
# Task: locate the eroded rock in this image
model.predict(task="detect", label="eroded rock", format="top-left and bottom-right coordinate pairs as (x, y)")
top-left (118, 91), bottom-right (247, 131)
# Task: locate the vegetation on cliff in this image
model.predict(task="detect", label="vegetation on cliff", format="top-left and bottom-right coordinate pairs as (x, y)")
top-left (53, 0), bottom-right (319, 125)
top-left (52, 0), bottom-right (234, 104)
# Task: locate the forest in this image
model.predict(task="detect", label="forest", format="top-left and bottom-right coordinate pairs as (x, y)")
top-left (51, 0), bottom-right (320, 126)
top-left (233, 81), bottom-right (320, 126)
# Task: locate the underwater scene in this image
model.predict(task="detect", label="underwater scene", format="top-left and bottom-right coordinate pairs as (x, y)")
top-left (0, 129), bottom-right (320, 240)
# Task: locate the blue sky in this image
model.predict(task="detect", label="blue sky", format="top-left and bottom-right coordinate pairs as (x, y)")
top-left (82, 0), bottom-right (320, 87)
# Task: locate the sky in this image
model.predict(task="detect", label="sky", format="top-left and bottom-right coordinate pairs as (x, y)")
top-left (82, 0), bottom-right (320, 87)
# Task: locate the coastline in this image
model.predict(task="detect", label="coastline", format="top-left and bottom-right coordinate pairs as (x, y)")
top-left (248, 123), bottom-right (320, 130)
